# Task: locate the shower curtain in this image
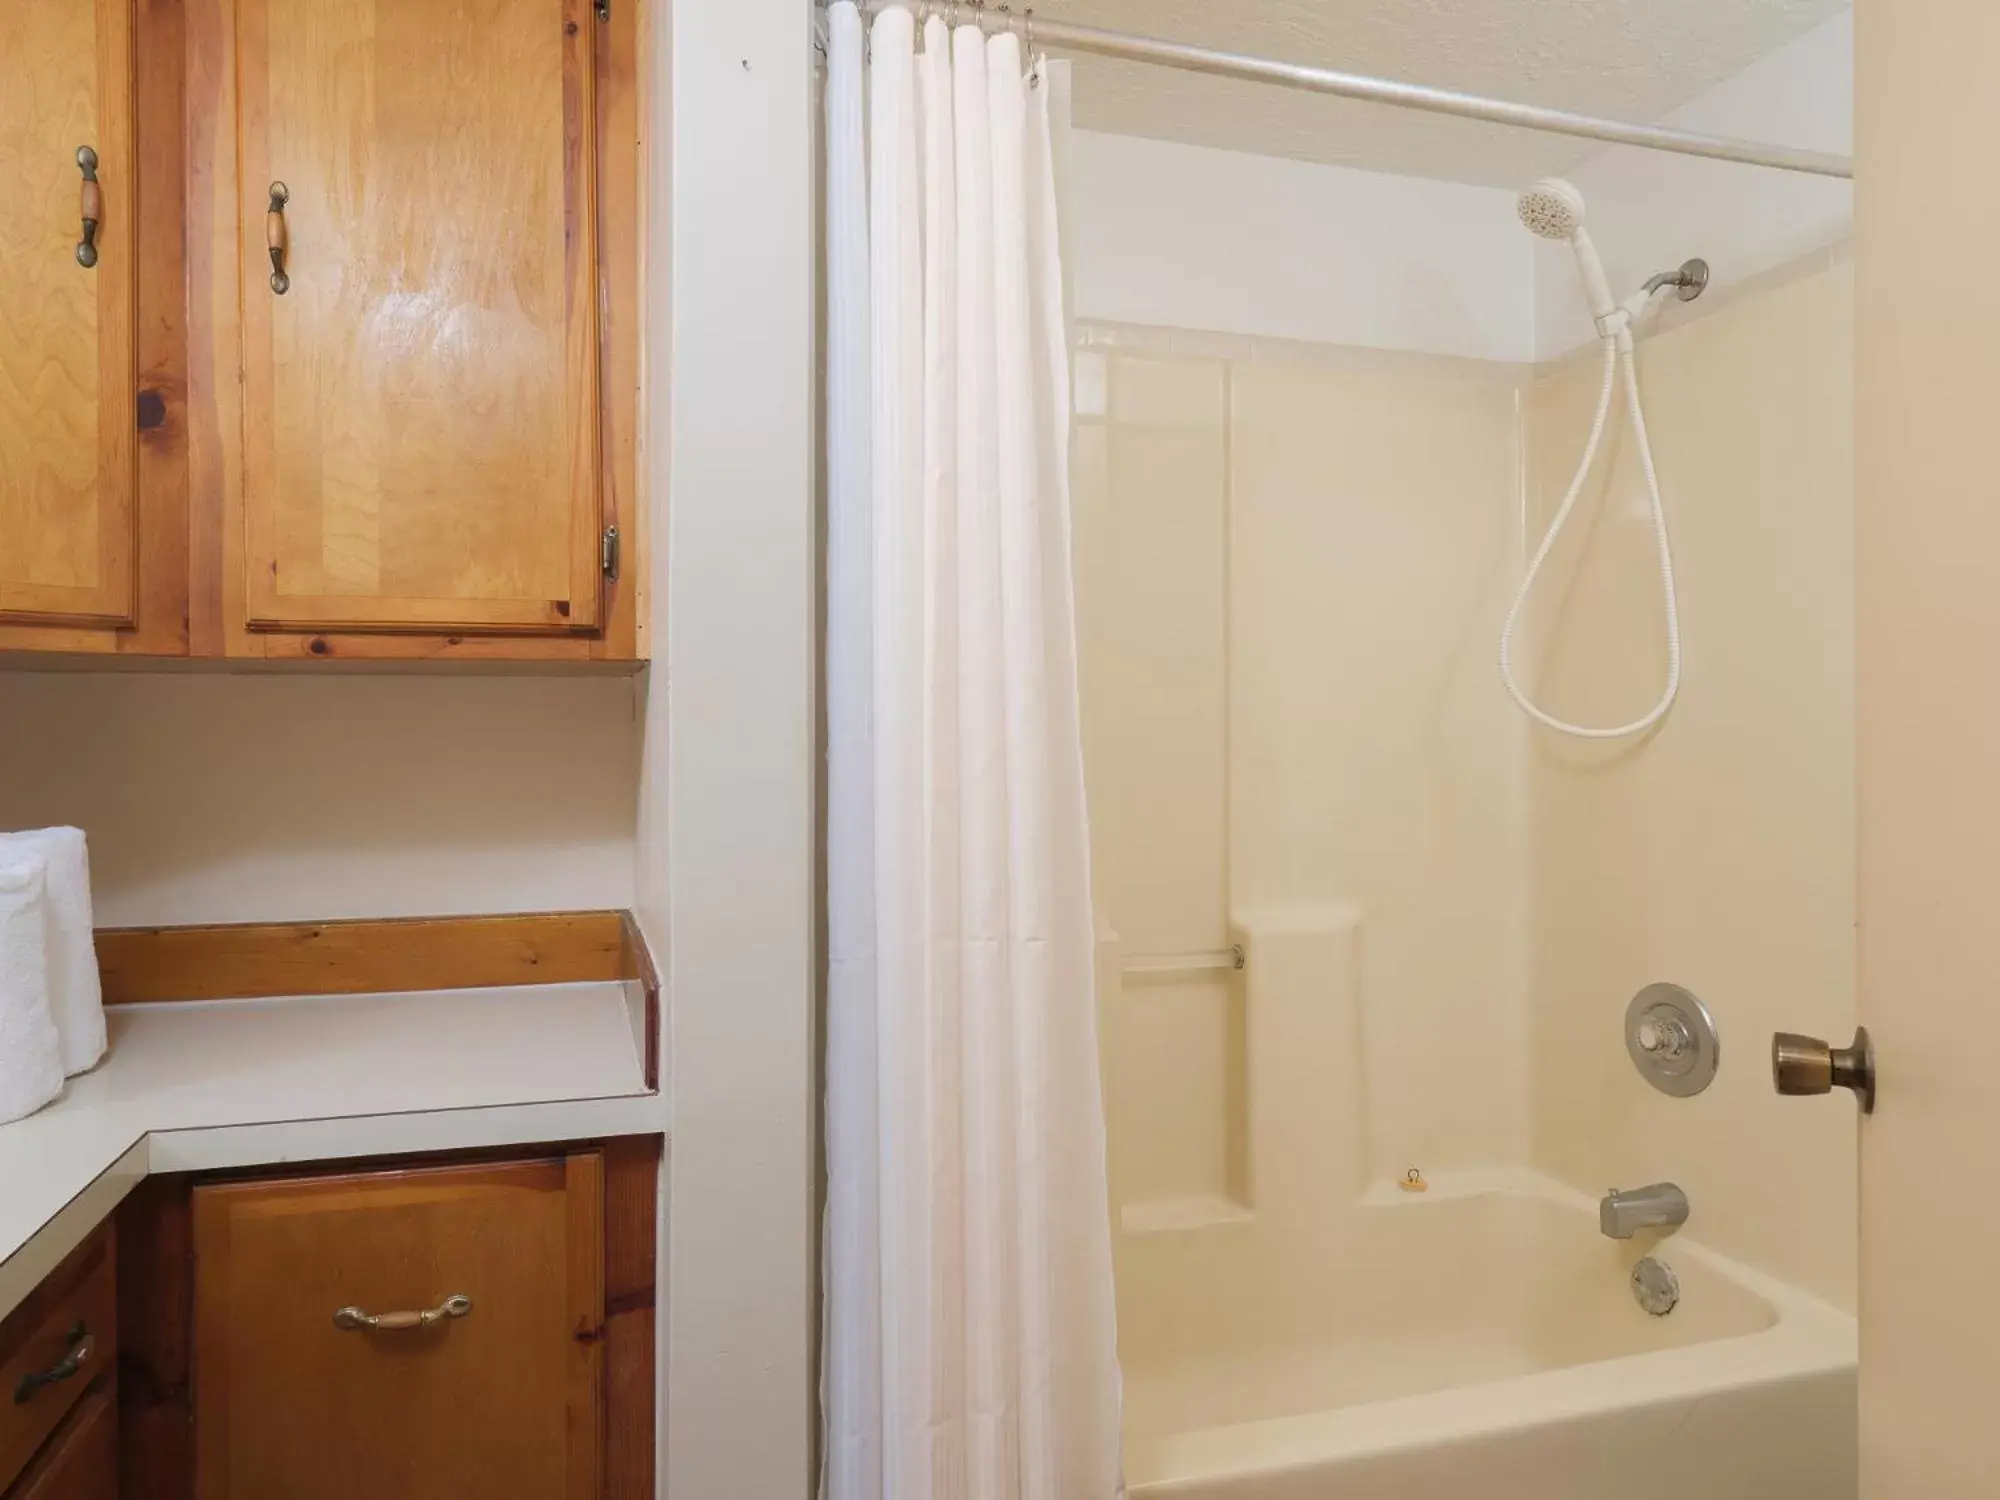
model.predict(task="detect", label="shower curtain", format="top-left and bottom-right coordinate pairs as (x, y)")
top-left (822, 4), bottom-right (1123, 1498)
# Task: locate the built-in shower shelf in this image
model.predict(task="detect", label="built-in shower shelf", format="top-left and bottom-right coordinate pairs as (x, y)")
top-left (1119, 1195), bottom-right (1255, 1235)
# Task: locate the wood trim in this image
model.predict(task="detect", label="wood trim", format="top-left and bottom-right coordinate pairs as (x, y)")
top-left (185, 1183), bottom-right (232, 1500)
top-left (593, 0), bottom-right (644, 662)
top-left (130, 0), bottom-right (191, 655)
top-left (618, 911), bottom-right (660, 1091)
top-left (601, 1137), bottom-right (658, 1500)
top-left (564, 1151), bottom-right (607, 1500)
top-left (96, 0), bottom-right (139, 626)
top-left (95, 910), bottom-right (631, 1005)
top-left (118, 1139), bottom-right (656, 1500)
top-left (560, 0), bottom-right (606, 635)
top-left (183, 0), bottom-right (243, 659)
top-left (116, 1178), bottom-right (192, 1500)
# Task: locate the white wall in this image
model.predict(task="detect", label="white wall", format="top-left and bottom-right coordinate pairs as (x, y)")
top-left (1060, 13), bottom-right (1853, 368)
top-left (1534, 11), bottom-right (1853, 357)
top-left (1527, 260), bottom-right (1856, 1308)
top-left (1066, 130), bottom-right (1534, 363)
top-left (649, 0), bottom-right (818, 1496)
top-left (0, 672), bottom-right (639, 926)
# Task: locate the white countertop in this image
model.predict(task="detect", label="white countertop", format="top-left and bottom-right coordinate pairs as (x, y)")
top-left (0, 981), bottom-right (661, 1319)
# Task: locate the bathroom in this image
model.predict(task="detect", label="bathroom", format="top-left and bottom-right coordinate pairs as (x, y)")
top-left (1, 0), bottom-right (1992, 1495)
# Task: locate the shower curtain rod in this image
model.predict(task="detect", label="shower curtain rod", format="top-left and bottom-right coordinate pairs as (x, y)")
top-left (822, 0), bottom-right (1854, 181)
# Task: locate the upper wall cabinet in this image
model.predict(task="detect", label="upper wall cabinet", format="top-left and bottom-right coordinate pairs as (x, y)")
top-left (237, 0), bottom-right (604, 637)
top-left (0, 0), bottom-right (137, 631)
top-left (0, 0), bottom-right (643, 665)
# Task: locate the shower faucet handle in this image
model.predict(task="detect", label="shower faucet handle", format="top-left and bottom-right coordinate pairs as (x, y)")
top-left (1772, 1027), bottom-right (1875, 1114)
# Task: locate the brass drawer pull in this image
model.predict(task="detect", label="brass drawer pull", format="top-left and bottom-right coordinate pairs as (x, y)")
top-left (13, 1322), bottom-right (95, 1405)
top-left (333, 1294), bottom-right (473, 1332)
top-left (75, 147), bottom-right (101, 268)
top-left (266, 182), bottom-right (290, 295)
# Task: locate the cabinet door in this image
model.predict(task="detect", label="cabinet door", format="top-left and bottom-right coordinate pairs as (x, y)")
top-left (0, 0), bottom-right (136, 628)
top-left (237, 0), bottom-right (602, 635)
top-left (6, 1390), bottom-right (117, 1500)
top-left (192, 1154), bottom-right (603, 1500)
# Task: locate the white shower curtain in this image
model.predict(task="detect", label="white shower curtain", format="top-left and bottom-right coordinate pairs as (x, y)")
top-left (822, 4), bottom-right (1123, 1497)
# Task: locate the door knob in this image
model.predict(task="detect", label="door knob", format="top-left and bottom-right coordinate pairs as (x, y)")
top-left (1772, 1026), bottom-right (1875, 1114)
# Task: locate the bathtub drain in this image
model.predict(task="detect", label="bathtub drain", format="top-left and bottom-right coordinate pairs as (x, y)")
top-left (1631, 1256), bottom-right (1680, 1316)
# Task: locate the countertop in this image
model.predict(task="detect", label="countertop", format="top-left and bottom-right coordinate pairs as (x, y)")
top-left (0, 981), bottom-right (661, 1320)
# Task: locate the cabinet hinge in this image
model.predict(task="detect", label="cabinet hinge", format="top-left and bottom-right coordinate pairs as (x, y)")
top-left (601, 525), bottom-right (621, 581)
top-left (595, 0), bottom-right (608, 21)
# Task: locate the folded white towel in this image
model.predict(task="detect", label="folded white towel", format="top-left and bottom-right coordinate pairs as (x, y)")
top-left (0, 856), bottom-right (63, 1126)
top-left (0, 828), bottom-right (105, 1077)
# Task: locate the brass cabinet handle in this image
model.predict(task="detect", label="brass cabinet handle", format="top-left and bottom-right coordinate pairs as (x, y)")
top-left (13, 1322), bottom-right (95, 1404)
top-left (75, 147), bottom-right (101, 268)
top-left (266, 182), bottom-right (290, 295)
top-left (333, 1294), bottom-right (473, 1332)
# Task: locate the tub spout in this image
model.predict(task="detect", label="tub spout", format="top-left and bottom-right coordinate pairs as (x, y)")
top-left (1599, 1183), bottom-right (1689, 1239)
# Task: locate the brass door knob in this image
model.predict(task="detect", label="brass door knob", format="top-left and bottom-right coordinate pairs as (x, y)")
top-left (1772, 1026), bottom-right (1875, 1114)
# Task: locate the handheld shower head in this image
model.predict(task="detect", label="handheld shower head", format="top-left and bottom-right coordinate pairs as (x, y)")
top-left (1516, 178), bottom-right (1586, 241)
top-left (1517, 177), bottom-right (1618, 328)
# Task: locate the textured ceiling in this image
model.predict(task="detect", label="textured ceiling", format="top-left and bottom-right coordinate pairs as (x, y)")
top-left (1040, 0), bottom-right (1849, 185)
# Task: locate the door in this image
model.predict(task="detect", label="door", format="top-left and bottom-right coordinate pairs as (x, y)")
top-left (191, 1155), bottom-right (604, 1500)
top-left (1855, 3), bottom-right (2000, 1494)
top-left (0, 0), bottom-right (136, 628)
top-left (235, 0), bottom-right (602, 634)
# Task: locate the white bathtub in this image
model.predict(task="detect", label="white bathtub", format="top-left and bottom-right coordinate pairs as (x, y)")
top-left (1117, 1174), bottom-right (1856, 1499)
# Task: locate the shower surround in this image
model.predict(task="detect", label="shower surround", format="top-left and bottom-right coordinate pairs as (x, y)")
top-left (1072, 253), bottom-right (1856, 1494)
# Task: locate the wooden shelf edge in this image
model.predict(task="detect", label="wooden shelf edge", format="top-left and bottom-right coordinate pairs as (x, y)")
top-left (95, 910), bottom-right (660, 1009)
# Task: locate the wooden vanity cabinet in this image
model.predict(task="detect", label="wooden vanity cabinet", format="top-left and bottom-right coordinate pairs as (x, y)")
top-left (5, 1394), bottom-right (116, 1500)
top-left (0, 1228), bottom-right (118, 1500)
top-left (191, 1155), bottom-right (604, 1500)
top-left (119, 1138), bottom-right (658, 1500)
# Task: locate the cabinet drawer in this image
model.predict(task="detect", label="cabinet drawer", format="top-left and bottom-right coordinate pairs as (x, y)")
top-left (4, 1388), bottom-right (115, 1500)
top-left (0, 1232), bottom-right (115, 1493)
top-left (193, 1153), bottom-right (604, 1500)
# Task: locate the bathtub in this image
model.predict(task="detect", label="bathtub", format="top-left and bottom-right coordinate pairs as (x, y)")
top-left (1117, 1174), bottom-right (1856, 1499)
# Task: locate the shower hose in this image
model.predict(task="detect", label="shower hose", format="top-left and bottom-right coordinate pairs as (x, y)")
top-left (1499, 308), bottom-right (1682, 740)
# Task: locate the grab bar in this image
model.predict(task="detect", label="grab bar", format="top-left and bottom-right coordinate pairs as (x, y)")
top-left (1122, 945), bottom-right (1246, 977)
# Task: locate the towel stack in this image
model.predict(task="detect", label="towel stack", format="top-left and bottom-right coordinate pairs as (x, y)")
top-left (0, 828), bottom-right (107, 1126)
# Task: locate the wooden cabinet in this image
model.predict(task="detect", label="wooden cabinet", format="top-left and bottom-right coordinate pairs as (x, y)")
top-left (235, 0), bottom-right (605, 638)
top-left (0, 1229), bottom-right (117, 1500)
top-left (5, 1394), bottom-right (117, 1500)
top-left (122, 1138), bottom-right (658, 1500)
top-left (192, 1155), bottom-right (602, 1499)
top-left (0, 0), bottom-right (139, 632)
top-left (0, 0), bottom-right (644, 664)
